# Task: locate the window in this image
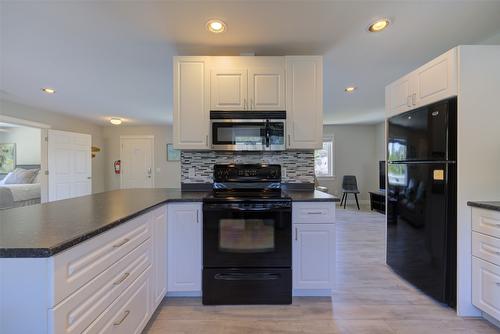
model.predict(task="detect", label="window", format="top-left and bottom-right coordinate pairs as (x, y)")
top-left (387, 140), bottom-right (408, 186)
top-left (315, 138), bottom-right (334, 178)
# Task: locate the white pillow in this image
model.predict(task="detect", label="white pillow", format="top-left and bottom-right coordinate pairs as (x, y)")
top-left (0, 172), bottom-right (11, 185)
top-left (3, 168), bottom-right (39, 184)
top-left (33, 170), bottom-right (42, 184)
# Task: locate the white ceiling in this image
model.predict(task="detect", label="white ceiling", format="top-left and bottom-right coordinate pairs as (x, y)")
top-left (1, 1), bottom-right (500, 126)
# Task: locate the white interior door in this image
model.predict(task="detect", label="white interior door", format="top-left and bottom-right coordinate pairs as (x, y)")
top-left (48, 129), bottom-right (92, 201)
top-left (120, 136), bottom-right (154, 189)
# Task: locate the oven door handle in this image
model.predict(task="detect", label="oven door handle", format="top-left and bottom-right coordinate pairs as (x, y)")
top-left (214, 273), bottom-right (280, 281)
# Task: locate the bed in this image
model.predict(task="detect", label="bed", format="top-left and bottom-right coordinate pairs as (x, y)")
top-left (0, 165), bottom-right (41, 210)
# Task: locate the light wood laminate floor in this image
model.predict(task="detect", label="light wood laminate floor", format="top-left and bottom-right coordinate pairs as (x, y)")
top-left (144, 205), bottom-right (499, 333)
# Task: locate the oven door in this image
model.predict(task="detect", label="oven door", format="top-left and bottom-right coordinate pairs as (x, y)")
top-left (211, 120), bottom-right (285, 151)
top-left (203, 201), bottom-right (292, 268)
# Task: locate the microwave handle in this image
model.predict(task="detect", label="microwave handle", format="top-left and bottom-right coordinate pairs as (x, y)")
top-left (265, 120), bottom-right (270, 148)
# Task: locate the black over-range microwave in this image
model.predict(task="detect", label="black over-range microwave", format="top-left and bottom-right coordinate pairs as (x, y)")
top-left (210, 111), bottom-right (286, 151)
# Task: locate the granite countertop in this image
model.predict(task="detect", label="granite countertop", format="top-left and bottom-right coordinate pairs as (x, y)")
top-left (0, 188), bottom-right (337, 258)
top-left (284, 190), bottom-right (340, 202)
top-left (467, 201), bottom-right (500, 212)
top-left (0, 189), bottom-right (209, 258)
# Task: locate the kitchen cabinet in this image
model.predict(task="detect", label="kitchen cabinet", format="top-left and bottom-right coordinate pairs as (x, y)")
top-left (210, 68), bottom-right (248, 110)
top-left (211, 65), bottom-right (285, 111)
top-left (386, 48), bottom-right (457, 118)
top-left (285, 56), bottom-right (323, 149)
top-left (248, 67), bottom-right (285, 110)
top-left (292, 202), bottom-right (335, 294)
top-left (151, 206), bottom-right (167, 309)
top-left (167, 203), bottom-right (202, 294)
top-left (173, 56), bottom-right (210, 150)
top-left (471, 207), bottom-right (500, 322)
top-left (293, 223), bottom-right (335, 291)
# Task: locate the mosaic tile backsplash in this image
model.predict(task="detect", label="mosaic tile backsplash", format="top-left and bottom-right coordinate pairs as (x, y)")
top-left (181, 151), bottom-right (315, 184)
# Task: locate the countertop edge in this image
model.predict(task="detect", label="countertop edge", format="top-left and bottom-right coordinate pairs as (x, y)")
top-left (467, 201), bottom-right (500, 212)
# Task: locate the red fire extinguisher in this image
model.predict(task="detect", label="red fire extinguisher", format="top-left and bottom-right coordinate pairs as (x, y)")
top-left (114, 160), bottom-right (121, 174)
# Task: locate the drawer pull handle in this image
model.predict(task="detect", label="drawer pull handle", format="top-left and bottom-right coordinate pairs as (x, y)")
top-left (307, 212), bottom-right (323, 215)
top-left (113, 310), bottom-right (130, 326)
top-left (482, 244), bottom-right (500, 256)
top-left (113, 238), bottom-right (130, 248)
top-left (113, 272), bottom-right (130, 285)
top-left (482, 220), bottom-right (500, 227)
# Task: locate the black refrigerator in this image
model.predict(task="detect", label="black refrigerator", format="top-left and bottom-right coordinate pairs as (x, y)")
top-left (387, 97), bottom-right (457, 308)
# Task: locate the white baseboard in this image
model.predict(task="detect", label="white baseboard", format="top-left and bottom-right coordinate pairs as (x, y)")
top-left (293, 289), bottom-right (332, 297)
top-left (166, 291), bottom-right (202, 297)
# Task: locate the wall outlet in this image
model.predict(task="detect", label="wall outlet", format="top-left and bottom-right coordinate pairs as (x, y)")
top-left (189, 167), bottom-right (196, 178)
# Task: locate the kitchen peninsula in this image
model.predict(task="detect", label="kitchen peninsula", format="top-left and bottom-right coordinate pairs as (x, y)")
top-left (0, 188), bottom-right (338, 334)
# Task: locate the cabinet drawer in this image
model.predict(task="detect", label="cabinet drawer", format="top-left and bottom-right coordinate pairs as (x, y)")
top-left (52, 213), bottom-right (152, 305)
top-left (472, 257), bottom-right (500, 321)
top-left (472, 208), bottom-right (500, 239)
top-left (472, 232), bottom-right (500, 266)
top-left (50, 239), bottom-right (152, 334)
top-left (84, 267), bottom-right (152, 334)
top-left (292, 202), bottom-right (335, 224)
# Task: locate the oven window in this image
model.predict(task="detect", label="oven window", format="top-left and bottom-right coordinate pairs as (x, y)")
top-left (219, 219), bottom-right (275, 253)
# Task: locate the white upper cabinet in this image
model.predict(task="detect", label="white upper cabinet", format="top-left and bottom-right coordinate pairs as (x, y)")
top-left (414, 48), bottom-right (457, 108)
top-left (210, 69), bottom-right (248, 110)
top-left (386, 48), bottom-right (457, 118)
top-left (248, 67), bottom-right (285, 110)
top-left (286, 56), bottom-right (323, 149)
top-left (173, 56), bottom-right (210, 150)
top-left (211, 63), bottom-right (285, 111)
top-left (386, 73), bottom-right (414, 118)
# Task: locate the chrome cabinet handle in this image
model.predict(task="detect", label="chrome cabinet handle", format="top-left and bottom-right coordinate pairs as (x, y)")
top-left (196, 210), bottom-right (199, 223)
top-left (412, 93), bottom-right (416, 106)
top-left (205, 135), bottom-right (209, 146)
top-left (288, 134), bottom-right (291, 146)
top-left (406, 96), bottom-right (411, 107)
top-left (295, 227), bottom-right (298, 241)
top-left (113, 238), bottom-right (130, 248)
top-left (113, 272), bottom-right (130, 285)
top-left (113, 310), bottom-right (130, 326)
top-left (307, 211), bottom-right (323, 215)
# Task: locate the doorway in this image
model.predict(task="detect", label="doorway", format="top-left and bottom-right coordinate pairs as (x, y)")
top-left (120, 136), bottom-right (155, 189)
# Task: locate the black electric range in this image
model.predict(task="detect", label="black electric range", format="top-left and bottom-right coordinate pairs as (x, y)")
top-left (202, 164), bottom-right (292, 305)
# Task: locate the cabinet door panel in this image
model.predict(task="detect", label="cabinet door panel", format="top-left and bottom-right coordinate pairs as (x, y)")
top-left (286, 56), bottom-right (323, 149)
top-left (211, 69), bottom-right (247, 110)
top-left (472, 257), bottom-right (500, 321)
top-left (293, 223), bottom-right (335, 290)
top-left (248, 68), bottom-right (285, 110)
top-left (167, 203), bottom-right (202, 292)
top-left (388, 74), bottom-right (412, 117)
top-left (173, 57), bottom-right (209, 150)
top-left (415, 48), bottom-right (457, 107)
top-left (152, 206), bottom-right (167, 308)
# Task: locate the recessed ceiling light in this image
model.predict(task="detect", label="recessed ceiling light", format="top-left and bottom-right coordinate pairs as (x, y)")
top-left (207, 19), bottom-right (226, 34)
top-left (110, 118), bottom-right (123, 125)
top-left (345, 86), bottom-right (357, 93)
top-left (41, 88), bottom-right (56, 94)
top-left (368, 18), bottom-right (390, 32)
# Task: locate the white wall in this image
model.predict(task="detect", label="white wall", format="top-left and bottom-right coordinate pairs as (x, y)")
top-left (0, 99), bottom-right (105, 193)
top-left (102, 125), bottom-right (180, 191)
top-left (0, 126), bottom-right (41, 165)
top-left (318, 123), bottom-right (384, 201)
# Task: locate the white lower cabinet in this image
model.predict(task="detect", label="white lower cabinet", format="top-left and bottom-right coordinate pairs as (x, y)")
top-left (151, 206), bottom-right (168, 309)
top-left (472, 207), bottom-right (500, 322)
top-left (472, 257), bottom-right (500, 320)
top-left (292, 202), bottom-right (335, 295)
top-left (167, 203), bottom-right (202, 294)
top-left (84, 267), bottom-right (152, 334)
